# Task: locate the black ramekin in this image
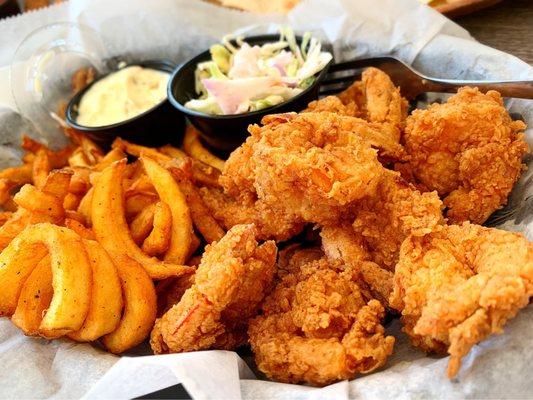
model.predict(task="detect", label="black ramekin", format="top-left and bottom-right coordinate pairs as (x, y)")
top-left (66, 60), bottom-right (185, 149)
top-left (167, 34), bottom-right (333, 153)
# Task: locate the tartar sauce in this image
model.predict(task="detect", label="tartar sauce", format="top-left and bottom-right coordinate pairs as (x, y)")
top-left (76, 65), bottom-right (169, 127)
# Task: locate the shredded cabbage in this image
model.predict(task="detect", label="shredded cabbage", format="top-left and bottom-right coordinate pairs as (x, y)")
top-left (184, 27), bottom-right (332, 116)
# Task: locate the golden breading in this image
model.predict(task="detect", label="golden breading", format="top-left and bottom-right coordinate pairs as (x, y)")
top-left (225, 112), bottom-right (385, 226)
top-left (151, 224), bottom-right (277, 354)
top-left (352, 172), bottom-right (444, 270)
top-left (390, 223), bottom-right (533, 378)
top-left (249, 257), bottom-right (394, 386)
top-left (199, 186), bottom-right (304, 242)
top-left (320, 224), bottom-right (394, 306)
top-left (401, 87), bottom-right (528, 224)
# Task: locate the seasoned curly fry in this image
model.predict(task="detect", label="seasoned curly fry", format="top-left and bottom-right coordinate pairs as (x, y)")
top-left (0, 163), bottom-right (32, 184)
top-left (158, 145), bottom-right (187, 159)
top-left (94, 147), bottom-right (127, 171)
top-left (0, 180), bottom-right (18, 207)
top-left (0, 212), bottom-right (13, 227)
top-left (0, 223), bottom-right (92, 339)
top-left (64, 218), bottom-right (96, 240)
top-left (77, 187), bottom-right (93, 225)
top-left (68, 239), bottom-right (123, 342)
top-left (142, 201), bottom-right (172, 256)
top-left (129, 202), bottom-right (157, 245)
top-left (125, 193), bottom-right (159, 218)
top-left (112, 137), bottom-right (170, 163)
top-left (11, 255), bottom-right (53, 336)
top-left (63, 192), bottom-right (81, 211)
top-left (32, 149), bottom-right (51, 189)
top-left (169, 165), bottom-right (225, 243)
top-left (13, 185), bottom-right (64, 219)
top-left (141, 156), bottom-right (194, 264)
top-left (64, 128), bottom-right (104, 165)
top-left (101, 255), bottom-right (157, 354)
top-left (183, 125), bottom-right (225, 171)
top-left (21, 136), bottom-right (75, 168)
top-left (91, 160), bottom-right (194, 279)
top-left (126, 174), bottom-right (156, 196)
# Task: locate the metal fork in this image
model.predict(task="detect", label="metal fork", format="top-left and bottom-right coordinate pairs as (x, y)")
top-left (319, 56), bottom-right (533, 100)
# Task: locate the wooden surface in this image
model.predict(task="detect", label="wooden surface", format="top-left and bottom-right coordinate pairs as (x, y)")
top-left (454, 0), bottom-right (533, 65)
top-left (434, 0), bottom-right (502, 17)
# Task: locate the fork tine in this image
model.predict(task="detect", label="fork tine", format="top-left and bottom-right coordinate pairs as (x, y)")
top-left (321, 75), bottom-right (360, 85)
top-left (319, 88), bottom-right (345, 96)
top-left (320, 70), bottom-right (361, 96)
top-left (327, 58), bottom-right (382, 73)
top-left (319, 83), bottom-right (353, 96)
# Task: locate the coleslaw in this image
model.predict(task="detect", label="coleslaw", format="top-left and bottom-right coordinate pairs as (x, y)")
top-left (184, 27), bottom-right (333, 115)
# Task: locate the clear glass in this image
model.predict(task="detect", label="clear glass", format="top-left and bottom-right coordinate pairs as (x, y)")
top-left (10, 22), bottom-right (109, 147)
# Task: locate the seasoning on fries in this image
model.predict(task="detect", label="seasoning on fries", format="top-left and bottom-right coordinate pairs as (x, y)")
top-left (0, 116), bottom-right (228, 353)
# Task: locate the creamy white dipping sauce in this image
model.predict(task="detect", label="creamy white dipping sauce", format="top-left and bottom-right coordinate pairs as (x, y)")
top-left (76, 65), bottom-right (169, 127)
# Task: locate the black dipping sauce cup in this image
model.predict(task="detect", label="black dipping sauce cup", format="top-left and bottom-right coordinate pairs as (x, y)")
top-left (66, 60), bottom-right (185, 149)
top-left (168, 34), bottom-right (333, 153)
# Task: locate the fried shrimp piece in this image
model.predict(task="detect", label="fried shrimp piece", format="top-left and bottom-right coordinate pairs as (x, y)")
top-left (245, 112), bottom-right (386, 225)
top-left (198, 186), bottom-right (304, 242)
top-left (155, 274), bottom-right (195, 316)
top-left (220, 111), bottom-right (402, 213)
top-left (305, 96), bottom-right (362, 117)
top-left (401, 87), bottom-right (528, 224)
top-left (249, 258), bottom-right (394, 386)
top-left (352, 173), bottom-right (444, 271)
top-left (277, 244), bottom-right (323, 276)
top-left (268, 112), bottom-right (405, 161)
top-left (362, 67), bottom-right (408, 130)
top-left (390, 223), bottom-right (533, 378)
top-left (337, 79), bottom-right (365, 106)
top-left (249, 114), bottom-right (380, 224)
top-left (337, 68), bottom-right (408, 137)
top-left (219, 134), bottom-right (258, 202)
top-left (219, 109), bottom-right (408, 229)
top-left (150, 224), bottom-right (277, 354)
top-left (320, 224), bottom-right (393, 306)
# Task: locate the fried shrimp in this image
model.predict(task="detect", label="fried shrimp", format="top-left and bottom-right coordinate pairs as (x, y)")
top-left (401, 87), bottom-right (528, 224)
top-left (233, 112), bottom-right (386, 225)
top-left (305, 95), bottom-right (362, 117)
top-left (337, 67), bottom-right (408, 138)
top-left (352, 172), bottom-right (444, 271)
top-left (320, 224), bottom-right (393, 306)
top-left (198, 186), bottom-right (304, 242)
top-left (150, 224), bottom-right (277, 354)
top-left (249, 257), bottom-right (394, 386)
top-left (361, 67), bottom-right (408, 131)
top-left (390, 223), bottom-right (533, 378)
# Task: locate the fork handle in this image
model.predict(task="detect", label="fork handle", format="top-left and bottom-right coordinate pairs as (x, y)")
top-left (422, 78), bottom-right (533, 99)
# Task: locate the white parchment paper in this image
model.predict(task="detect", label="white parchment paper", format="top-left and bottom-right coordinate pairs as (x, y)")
top-left (0, 0), bottom-right (532, 399)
